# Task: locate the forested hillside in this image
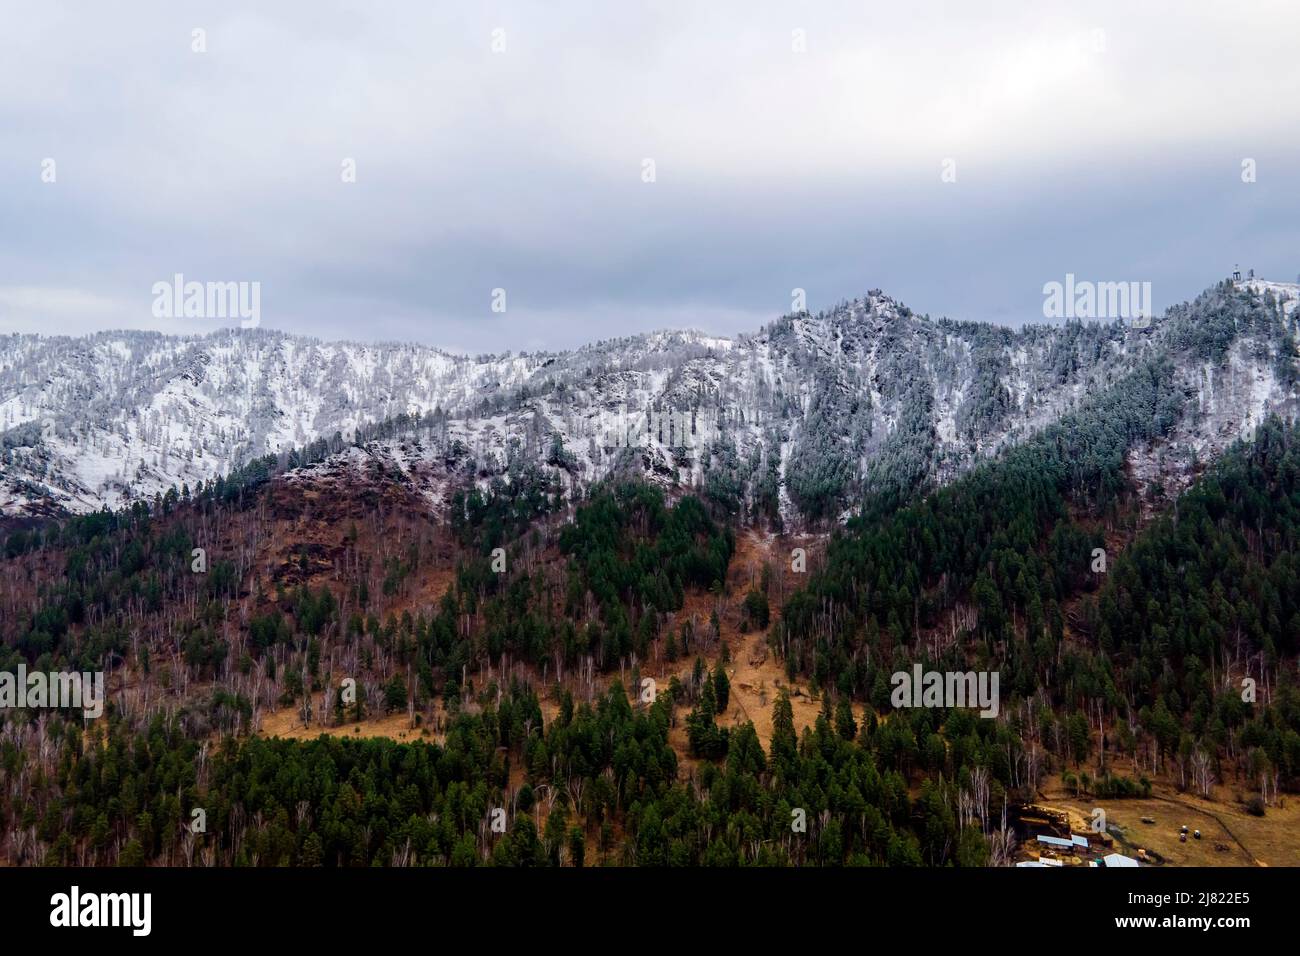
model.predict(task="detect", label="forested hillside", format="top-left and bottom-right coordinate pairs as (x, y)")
top-left (3, 391), bottom-right (1299, 863)
top-left (780, 411), bottom-right (1300, 803)
top-left (2, 278), bottom-right (1300, 866)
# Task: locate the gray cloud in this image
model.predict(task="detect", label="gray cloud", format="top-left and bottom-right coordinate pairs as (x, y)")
top-left (3, 0), bottom-right (1299, 350)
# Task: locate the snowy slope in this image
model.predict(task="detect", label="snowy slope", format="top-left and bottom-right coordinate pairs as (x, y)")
top-left (3, 278), bottom-right (1298, 524)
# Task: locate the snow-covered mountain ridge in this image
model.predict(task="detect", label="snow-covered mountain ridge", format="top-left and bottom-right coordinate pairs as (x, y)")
top-left (3, 278), bottom-right (1297, 525)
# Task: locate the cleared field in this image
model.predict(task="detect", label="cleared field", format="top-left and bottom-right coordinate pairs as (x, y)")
top-left (259, 706), bottom-right (440, 744)
top-left (1041, 784), bottom-right (1300, 867)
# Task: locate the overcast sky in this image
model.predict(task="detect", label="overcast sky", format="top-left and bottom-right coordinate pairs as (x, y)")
top-left (3, 1), bottom-right (1299, 353)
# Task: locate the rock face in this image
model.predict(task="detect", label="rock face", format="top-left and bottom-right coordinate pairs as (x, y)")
top-left (3, 278), bottom-right (1298, 525)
